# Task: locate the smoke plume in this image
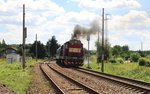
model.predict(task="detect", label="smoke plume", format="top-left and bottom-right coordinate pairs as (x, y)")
top-left (72, 19), bottom-right (101, 39)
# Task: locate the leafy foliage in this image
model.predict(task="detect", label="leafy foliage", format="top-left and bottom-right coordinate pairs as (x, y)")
top-left (130, 52), bottom-right (140, 62)
top-left (29, 41), bottom-right (46, 59)
top-left (95, 40), bottom-right (110, 62)
top-left (0, 39), bottom-right (9, 52)
top-left (139, 58), bottom-right (150, 67)
top-left (112, 45), bottom-right (122, 56)
top-left (109, 58), bottom-right (117, 63)
top-left (139, 58), bottom-right (147, 66)
top-left (46, 36), bottom-right (60, 58)
top-left (116, 57), bottom-right (124, 63)
top-left (83, 59), bottom-right (150, 82)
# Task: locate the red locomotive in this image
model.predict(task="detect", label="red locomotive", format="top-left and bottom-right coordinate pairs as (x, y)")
top-left (56, 38), bottom-right (84, 66)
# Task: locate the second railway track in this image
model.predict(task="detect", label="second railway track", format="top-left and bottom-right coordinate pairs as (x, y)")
top-left (74, 67), bottom-right (150, 94)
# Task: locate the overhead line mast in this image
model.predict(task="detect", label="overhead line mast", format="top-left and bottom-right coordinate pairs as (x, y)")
top-left (22, 4), bottom-right (27, 70)
top-left (101, 8), bottom-right (104, 72)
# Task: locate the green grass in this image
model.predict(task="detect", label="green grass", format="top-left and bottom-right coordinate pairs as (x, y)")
top-left (83, 57), bottom-right (150, 82)
top-left (0, 58), bottom-right (38, 94)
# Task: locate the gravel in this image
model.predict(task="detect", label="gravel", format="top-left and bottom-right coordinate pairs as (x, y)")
top-left (27, 63), bottom-right (56, 94)
top-left (41, 64), bottom-right (90, 94)
top-left (0, 84), bottom-right (15, 94)
top-left (49, 63), bottom-right (140, 94)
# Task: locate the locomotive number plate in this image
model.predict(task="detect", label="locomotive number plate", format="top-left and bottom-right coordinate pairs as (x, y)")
top-left (69, 48), bottom-right (81, 53)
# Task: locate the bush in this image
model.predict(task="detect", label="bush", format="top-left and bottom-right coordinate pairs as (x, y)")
top-left (116, 57), bottom-right (124, 63)
top-left (130, 52), bottom-right (140, 62)
top-left (109, 58), bottom-right (117, 63)
top-left (146, 60), bottom-right (150, 67)
top-left (139, 58), bottom-right (150, 67)
top-left (139, 58), bottom-right (147, 66)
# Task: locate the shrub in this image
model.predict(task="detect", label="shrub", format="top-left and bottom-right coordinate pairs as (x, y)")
top-left (146, 60), bottom-right (150, 67)
top-left (139, 58), bottom-right (147, 66)
top-left (109, 58), bottom-right (117, 63)
top-left (116, 57), bottom-right (124, 63)
top-left (139, 58), bottom-right (150, 67)
top-left (130, 52), bottom-right (140, 62)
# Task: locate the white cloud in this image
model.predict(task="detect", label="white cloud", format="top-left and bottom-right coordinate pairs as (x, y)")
top-left (0, 0), bottom-right (65, 44)
top-left (0, 0), bottom-right (150, 51)
top-left (0, 24), bottom-right (22, 44)
top-left (108, 10), bottom-right (150, 50)
top-left (0, 0), bottom-right (65, 25)
top-left (72, 0), bottom-right (141, 11)
top-left (55, 10), bottom-right (100, 26)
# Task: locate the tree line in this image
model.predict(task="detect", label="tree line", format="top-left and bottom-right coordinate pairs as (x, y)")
top-left (29, 36), bottom-right (60, 59)
top-left (95, 40), bottom-right (150, 66)
top-left (0, 36), bottom-right (60, 59)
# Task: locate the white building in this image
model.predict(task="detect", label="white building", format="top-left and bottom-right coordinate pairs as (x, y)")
top-left (0, 47), bottom-right (22, 63)
top-left (6, 53), bottom-right (21, 63)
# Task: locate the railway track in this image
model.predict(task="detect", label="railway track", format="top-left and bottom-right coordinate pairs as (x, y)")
top-left (40, 63), bottom-right (64, 94)
top-left (49, 63), bottom-right (139, 93)
top-left (74, 67), bottom-right (150, 94)
top-left (40, 63), bottom-right (99, 94)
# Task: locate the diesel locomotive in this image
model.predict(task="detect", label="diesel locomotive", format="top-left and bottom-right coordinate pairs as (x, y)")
top-left (56, 38), bottom-right (84, 67)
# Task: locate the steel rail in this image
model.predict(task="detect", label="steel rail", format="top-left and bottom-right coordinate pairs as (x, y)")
top-left (75, 67), bottom-right (150, 93)
top-left (47, 64), bottom-right (100, 94)
top-left (39, 63), bottom-right (65, 94)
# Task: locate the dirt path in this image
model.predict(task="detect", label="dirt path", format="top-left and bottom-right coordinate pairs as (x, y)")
top-left (27, 63), bottom-right (55, 94)
top-left (0, 84), bottom-right (15, 94)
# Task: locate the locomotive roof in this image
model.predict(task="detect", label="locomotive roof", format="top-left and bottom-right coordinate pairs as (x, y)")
top-left (63, 39), bottom-right (82, 45)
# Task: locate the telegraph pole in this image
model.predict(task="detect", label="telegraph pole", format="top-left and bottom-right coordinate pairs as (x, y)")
top-left (105, 14), bottom-right (110, 63)
top-left (141, 41), bottom-right (143, 51)
top-left (101, 8), bottom-right (105, 72)
top-left (87, 33), bottom-right (91, 69)
top-left (97, 18), bottom-right (100, 66)
top-left (48, 41), bottom-right (50, 61)
top-left (36, 34), bottom-right (38, 62)
top-left (22, 4), bottom-right (27, 70)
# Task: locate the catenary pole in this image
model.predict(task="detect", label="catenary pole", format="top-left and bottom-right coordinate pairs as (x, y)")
top-left (22, 4), bottom-right (26, 70)
top-left (101, 8), bottom-right (104, 72)
top-left (36, 34), bottom-right (37, 62)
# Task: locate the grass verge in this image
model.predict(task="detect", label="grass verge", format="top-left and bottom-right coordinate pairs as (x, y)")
top-left (0, 58), bottom-right (38, 94)
top-left (83, 59), bottom-right (150, 82)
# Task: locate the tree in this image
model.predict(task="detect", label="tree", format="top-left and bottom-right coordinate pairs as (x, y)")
top-left (120, 45), bottom-right (130, 60)
top-left (95, 40), bottom-right (110, 63)
top-left (112, 45), bottom-right (122, 56)
top-left (0, 39), bottom-right (8, 51)
top-left (2, 39), bottom-right (6, 45)
top-left (29, 41), bottom-right (46, 58)
top-left (130, 52), bottom-right (140, 62)
top-left (1, 39), bottom-right (7, 48)
top-left (46, 36), bottom-right (60, 58)
top-left (122, 45), bottom-right (129, 52)
top-left (17, 44), bottom-right (23, 56)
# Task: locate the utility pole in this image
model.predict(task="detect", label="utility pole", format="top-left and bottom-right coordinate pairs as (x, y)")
top-left (87, 32), bottom-right (91, 69)
top-left (141, 41), bottom-right (143, 51)
top-left (105, 14), bottom-right (110, 63)
top-left (48, 41), bottom-right (50, 61)
top-left (36, 34), bottom-right (37, 62)
top-left (97, 17), bottom-right (100, 66)
top-left (101, 8), bottom-right (105, 72)
top-left (141, 41), bottom-right (143, 56)
top-left (22, 4), bottom-right (27, 70)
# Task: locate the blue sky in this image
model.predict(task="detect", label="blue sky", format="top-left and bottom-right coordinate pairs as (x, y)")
top-left (0, 0), bottom-right (150, 50)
